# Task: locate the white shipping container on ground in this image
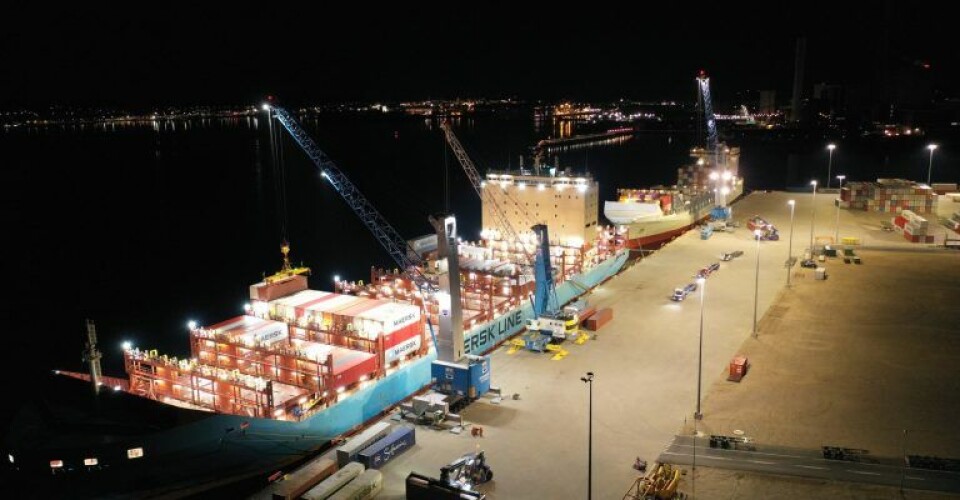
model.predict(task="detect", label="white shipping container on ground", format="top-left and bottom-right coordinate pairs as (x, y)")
top-left (327, 469), bottom-right (382, 500)
top-left (302, 462), bottom-right (366, 500)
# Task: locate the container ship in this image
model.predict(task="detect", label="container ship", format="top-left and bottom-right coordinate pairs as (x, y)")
top-left (4, 172), bottom-right (627, 497)
top-left (604, 145), bottom-right (743, 250)
top-left (604, 71), bottom-right (743, 250)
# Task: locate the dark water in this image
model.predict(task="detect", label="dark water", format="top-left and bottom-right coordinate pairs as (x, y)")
top-left (3, 111), bottom-right (957, 387)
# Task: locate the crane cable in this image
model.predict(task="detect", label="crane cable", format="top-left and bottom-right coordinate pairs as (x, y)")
top-left (266, 109), bottom-right (289, 243)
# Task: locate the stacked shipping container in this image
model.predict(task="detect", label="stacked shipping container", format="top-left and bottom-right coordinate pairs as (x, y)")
top-left (892, 210), bottom-right (935, 243)
top-left (124, 278), bottom-right (426, 421)
top-left (840, 179), bottom-right (937, 214)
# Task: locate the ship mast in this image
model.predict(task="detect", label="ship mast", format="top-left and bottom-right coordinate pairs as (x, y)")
top-left (82, 319), bottom-right (103, 395)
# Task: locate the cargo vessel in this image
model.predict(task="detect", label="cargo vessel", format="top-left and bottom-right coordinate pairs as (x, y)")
top-left (604, 71), bottom-right (743, 250)
top-left (5, 179), bottom-right (627, 498)
top-left (604, 145), bottom-right (743, 249)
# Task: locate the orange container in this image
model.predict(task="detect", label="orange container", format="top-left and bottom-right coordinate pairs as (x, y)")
top-left (727, 356), bottom-right (748, 382)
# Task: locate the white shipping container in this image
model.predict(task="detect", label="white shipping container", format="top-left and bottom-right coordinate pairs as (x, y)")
top-left (302, 462), bottom-right (366, 500)
top-left (336, 422), bottom-right (392, 467)
top-left (327, 469), bottom-right (383, 500)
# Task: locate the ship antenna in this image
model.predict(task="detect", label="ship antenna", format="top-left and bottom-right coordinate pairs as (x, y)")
top-left (82, 319), bottom-right (103, 396)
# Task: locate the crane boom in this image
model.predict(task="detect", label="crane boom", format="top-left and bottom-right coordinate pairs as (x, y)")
top-left (269, 105), bottom-right (435, 292)
top-left (439, 122), bottom-right (535, 264)
top-left (696, 71), bottom-right (719, 160)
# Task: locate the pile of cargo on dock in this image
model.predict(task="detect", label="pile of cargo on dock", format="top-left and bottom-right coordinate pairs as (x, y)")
top-left (892, 210), bottom-right (935, 243)
top-left (841, 178), bottom-right (937, 214)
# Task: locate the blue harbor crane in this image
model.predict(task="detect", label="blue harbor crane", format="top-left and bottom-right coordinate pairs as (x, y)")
top-left (696, 71), bottom-right (735, 221)
top-left (696, 70), bottom-right (719, 162)
top-left (523, 224), bottom-right (580, 352)
top-left (265, 102), bottom-right (490, 402)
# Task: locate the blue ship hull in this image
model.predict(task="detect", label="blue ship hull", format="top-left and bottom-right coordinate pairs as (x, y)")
top-left (4, 250), bottom-right (628, 497)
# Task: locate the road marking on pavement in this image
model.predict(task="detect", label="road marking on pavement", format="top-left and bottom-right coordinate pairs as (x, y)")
top-left (847, 470), bottom-right (881, 476)
top-left (661, 451), bottom-right (731, 461)
top-left (749, 460), bottom-right (776, 465)
top-left (906, 476), bottom-right (926, 481)
top-left (794, 465), bottom-right (827, 470)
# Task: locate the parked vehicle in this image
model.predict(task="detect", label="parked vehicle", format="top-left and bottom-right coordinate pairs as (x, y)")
top-left (671, 282), bottom-right (699, 301)
top-left (721, 250), bottom-right (744, 261)
top-left (800, 258), bottom-right (817, 268)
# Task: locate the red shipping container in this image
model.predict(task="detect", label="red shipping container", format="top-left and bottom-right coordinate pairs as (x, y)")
top-left (727, 356), bottom-right (748, 382)
top-left (584, 308), bottom-right (613, 331)
top-left (578, 306), bottom-right (597, 322)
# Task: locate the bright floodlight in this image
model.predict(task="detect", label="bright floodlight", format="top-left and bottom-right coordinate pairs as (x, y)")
top-left (836, 175), bottom-right (846, 180)
top-left (187, 320), bottom-right (197, 330)
top-left (121, 341), bottom-right (132, 351)
top-left (928, 144), bottom-right (938, 151)
top-left (788, 199), bottom-right (796, 206)
top-left (709, 171), bottom-right (719, 180)
top-left (722, 171), bottom-right (732, 180)
top-left (827, 143), bottom-right (836, 151)
top-left (243, 303), bottom-right (251, 312)
top-left (334, 275), bottom-right (340, 282)
top-left (261, 103), bottom-right (270, 111)
top-left (810, 180), bottom-right (818, 186)
top-left (697, 277), bottom-right (706, 285)
top-left (721, 187), bottom-right (730, 195)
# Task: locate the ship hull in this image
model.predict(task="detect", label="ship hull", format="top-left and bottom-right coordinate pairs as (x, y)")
top-left (6, 250), bottom-right (629, 497)
top-left (614, 184), bottom-right (743, 250)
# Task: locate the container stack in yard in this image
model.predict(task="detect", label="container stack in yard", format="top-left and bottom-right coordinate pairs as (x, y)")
top-left (892, 210), bottom-right (934, 243)
top-left (583, 308), bottom-right (613, 331)
top-left (840, 179), bottom-right (937, 214)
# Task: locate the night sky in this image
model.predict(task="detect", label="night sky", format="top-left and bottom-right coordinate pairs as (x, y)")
top-left (1, 2), bottom-right (954, 107)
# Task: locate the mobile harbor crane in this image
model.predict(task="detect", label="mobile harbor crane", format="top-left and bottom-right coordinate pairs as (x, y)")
top-left (266, 101), bottom-right (492, 404)
top-left (441, 123), bottom-right (583, 354)
top-left (439, 121), bottom-right (538, 266)
top-left (521, 224), bottom-right (580, 352)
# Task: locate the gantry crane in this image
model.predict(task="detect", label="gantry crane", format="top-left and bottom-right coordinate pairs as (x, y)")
top-left (266, 102), bottom-right (491, 400)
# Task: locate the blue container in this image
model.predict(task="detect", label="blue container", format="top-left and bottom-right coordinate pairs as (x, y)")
top-left (357, 426), bottom-right (415, 469)
top-left (432, 356), bottom-right (490, 398)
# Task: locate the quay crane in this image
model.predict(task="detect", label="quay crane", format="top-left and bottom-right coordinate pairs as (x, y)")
top-left (265, 101), bottom-right (491, 403)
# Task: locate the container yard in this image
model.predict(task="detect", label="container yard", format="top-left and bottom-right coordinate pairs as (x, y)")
top-left (840, 178), bottom-right (938, 214)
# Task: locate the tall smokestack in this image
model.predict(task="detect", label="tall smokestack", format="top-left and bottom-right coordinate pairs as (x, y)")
top-left (790, 37), bottom-right (807, 122)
